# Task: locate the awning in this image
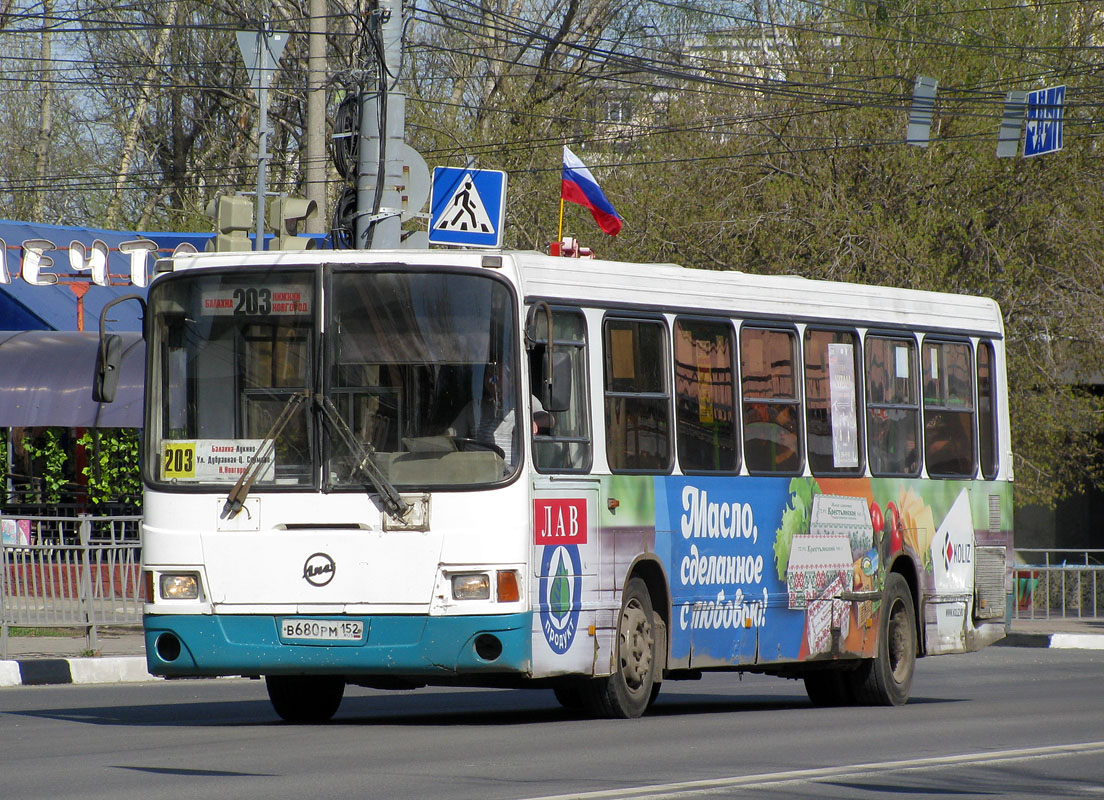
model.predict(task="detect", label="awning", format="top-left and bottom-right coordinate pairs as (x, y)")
top-left (0, 330), bottom-right (144, 427)
top-left (0, 219), bottom-right (155, 332)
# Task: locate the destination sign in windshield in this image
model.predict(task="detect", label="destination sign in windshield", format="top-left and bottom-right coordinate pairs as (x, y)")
top-left (200, 286), bottom-right (311, 316)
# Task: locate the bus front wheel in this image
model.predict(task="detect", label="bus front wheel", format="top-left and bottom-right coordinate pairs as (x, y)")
top-left (265, 675), bottom-right (346, 723)
top-left (804, 668), bottom-right (852, 706)
top-left (585, 577), bottom-right (658, 718)
top-left (848, 572), bottom-right (916, 706)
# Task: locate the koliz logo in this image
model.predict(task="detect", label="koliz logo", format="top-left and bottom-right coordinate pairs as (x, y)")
top-left (539, 544), bottom-right (582, 655)
top-left (943, 533), bottom-right (973, 572)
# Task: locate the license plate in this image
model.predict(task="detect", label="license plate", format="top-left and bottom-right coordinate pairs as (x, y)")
top-left (280, 618), bottom-right (365, 642)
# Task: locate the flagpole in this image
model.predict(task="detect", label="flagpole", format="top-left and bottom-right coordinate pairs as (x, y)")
top-left (557, 197), bottom-right (565, 243)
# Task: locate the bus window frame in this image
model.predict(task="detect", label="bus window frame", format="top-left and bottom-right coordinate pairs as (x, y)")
top-left (976, 339), bottom-right (1000, 480)
top-left (738, 322), bottom-right (804, 477)
top-left (526, 303), bottom-right (594, 475)
top-left (863, 330), bottom-right (922, 479)
top-left (602, 312), bottom-right (674, 475)
top-left (802, 325), bottom-right (866, 477)
top-left (143, 265), bottom-right (323, 493)
top-left (673, 314), bottom-right (740, 475)
top-left (921, 336), bottom-right (978, 480)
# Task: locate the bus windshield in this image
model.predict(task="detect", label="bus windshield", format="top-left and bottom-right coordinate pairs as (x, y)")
top-left (145, 266), bottom-right (521, 491)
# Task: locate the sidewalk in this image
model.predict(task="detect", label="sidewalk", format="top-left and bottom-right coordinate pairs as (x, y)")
top-left (2, 618), bottom-right (1103, 688)
top-left (998, 616), bottom-right (1104, 649)
top-left (0, 626), bottom-right (150, 688)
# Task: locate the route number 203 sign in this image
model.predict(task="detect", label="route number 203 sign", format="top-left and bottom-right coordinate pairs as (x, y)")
top-left (161, 440), bottom-right (272, 482)
top-left (199, 286), bottom-right (311, 316)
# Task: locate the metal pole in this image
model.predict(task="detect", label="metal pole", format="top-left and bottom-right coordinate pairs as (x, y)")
top-left (305, 0), bottom-right (326, 234)
top-left (255, 28), bottom-right (270, 252)
top-left (356, 0), bottom-right (404, 249)
top-left (78, 517), bottom-right (98, 654)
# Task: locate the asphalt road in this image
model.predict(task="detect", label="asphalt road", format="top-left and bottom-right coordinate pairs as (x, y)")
top-left (1, 647), bottom-right (1102, 800)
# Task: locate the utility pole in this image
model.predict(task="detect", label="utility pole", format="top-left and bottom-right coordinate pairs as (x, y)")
top-left (236, 24), bottom-right (288, 251)
top-left (31, 0), bottom-right (53, 222)
top-left (355, 0), bottom-right (405, 249)
top-left (305, 0), bottom-right (326, 233)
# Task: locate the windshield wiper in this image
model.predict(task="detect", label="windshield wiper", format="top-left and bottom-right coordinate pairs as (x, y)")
top-left (315, 393), bottom-right (410, 520)
top-left (221, 390), bottom-right (309, 520)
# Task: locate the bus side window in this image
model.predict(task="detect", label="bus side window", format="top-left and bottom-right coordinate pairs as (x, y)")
top-left (804, 328), bottom-right (863, 475)
top-left (977, 341), bottom-right (999, 479)
top-left (529, 308), bottom-right (592, 472)
top-left (922, 339), bottom-right (976, 478)
top-left (674, 317), bottom-right (739, 473)
top-left (603, 316), bottom-right (672, 473)
top-left (865, 335), bottom-right (920, 477)
top-left (740, 326), bottom-right (801, 474)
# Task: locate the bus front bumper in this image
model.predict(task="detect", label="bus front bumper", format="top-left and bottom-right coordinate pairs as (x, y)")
top-left (144, 612), bottom-right (533, 678)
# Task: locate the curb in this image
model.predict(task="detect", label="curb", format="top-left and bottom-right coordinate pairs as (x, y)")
top-left (0, 656), bottom-right (156, 688)
top-left (996, 632), bottom-right (1104, 650)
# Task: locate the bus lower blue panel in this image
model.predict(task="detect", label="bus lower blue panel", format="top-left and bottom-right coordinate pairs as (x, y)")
top-left (144, 613), bottom-right (533, 678)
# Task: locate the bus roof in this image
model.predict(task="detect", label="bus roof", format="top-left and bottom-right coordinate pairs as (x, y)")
top-left (163, 248), bottom-right (1005, 338)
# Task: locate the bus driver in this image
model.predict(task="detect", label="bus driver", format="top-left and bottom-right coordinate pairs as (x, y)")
top-left (449, 362), bottom-right (547, 465)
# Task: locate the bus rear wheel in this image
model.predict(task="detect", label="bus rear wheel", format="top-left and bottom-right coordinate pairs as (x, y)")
top-left (265, 675), bottom-right (346, 723)
top-left (848, 573), bottom-right (916, 706)
top-left (583, 577), bottom-right (658, 719)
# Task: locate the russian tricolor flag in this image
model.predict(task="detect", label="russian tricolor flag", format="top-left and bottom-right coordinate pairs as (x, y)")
top-left (562, 146), bottom-right (622, 236)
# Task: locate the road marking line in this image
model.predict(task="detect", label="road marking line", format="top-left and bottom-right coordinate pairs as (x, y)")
top-left (520, 741), bottom-right (1104, 800)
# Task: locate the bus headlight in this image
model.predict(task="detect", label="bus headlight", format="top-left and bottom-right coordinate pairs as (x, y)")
top-left (451, 573), bottom-right (490, 600)
top-left (159, 573), bottom-right (200, 600)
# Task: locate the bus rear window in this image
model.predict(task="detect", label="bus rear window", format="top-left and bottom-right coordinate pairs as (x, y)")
top-left (977, 341), bottom-right (999, 479)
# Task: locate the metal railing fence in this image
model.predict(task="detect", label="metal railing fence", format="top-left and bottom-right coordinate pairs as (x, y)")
top-left (1, 514), bottom-right (144, 659)
top-left (1012, 549), bottom-right (1104, 621)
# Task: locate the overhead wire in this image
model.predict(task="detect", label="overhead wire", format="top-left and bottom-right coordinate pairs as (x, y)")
top-left (3, 0), bottom-right (1103, 202)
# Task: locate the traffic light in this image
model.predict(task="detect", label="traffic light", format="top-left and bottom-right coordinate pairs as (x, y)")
top-left (205, 195), bottom-right (253, 251)
top-left (267, 197), bottom-right (319, 250)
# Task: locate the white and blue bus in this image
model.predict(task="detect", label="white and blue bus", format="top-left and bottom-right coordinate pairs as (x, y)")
top-left (108, 248), bottom-right (1012, 721)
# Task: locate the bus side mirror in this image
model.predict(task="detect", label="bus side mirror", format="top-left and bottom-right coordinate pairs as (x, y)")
top-left (543, 350), bottom-right (572, 413)
top-left (93, 292), bottom-right (147, 404)
top-left (93, 333), bottom-right (123, 403)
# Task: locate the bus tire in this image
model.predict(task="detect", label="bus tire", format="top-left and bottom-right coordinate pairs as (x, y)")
top-left (552, 680), bottom-right (587, 710)
top-left (803, 668), bottom-right (854, 706)
top-left (585, 577), bottom-right (658, 719)
top-left (265, 675), bottom-right (346, 723)
top-left (848, 573), bottom-right (916, 706)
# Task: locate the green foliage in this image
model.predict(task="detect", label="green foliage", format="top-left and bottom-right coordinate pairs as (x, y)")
top-left (77, 429), bottom-right (141, 507)
top-left (584, 3), bottom-right (1104, 508)
top-left (4, 0), bottom-right (1102, 509)
top-left (21, 428), bottom-right (70, 504)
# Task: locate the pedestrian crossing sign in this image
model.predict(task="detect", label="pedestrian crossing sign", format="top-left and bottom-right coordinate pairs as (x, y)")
top-left (429, 167), bottom-right (507, 248)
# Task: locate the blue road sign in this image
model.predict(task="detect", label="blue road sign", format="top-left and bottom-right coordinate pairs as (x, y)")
top-left (429, 167), bottom-right (507, 248)
top-left (1024, 85), bottom-right (1065, 158)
